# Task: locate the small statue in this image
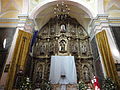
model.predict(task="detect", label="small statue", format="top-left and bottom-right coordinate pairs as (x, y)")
top-left (73, 43), bottom-right (78, 52)
top-left (59, 40), bottom-right (66, 51)
top-left (40, 44), bottom-right (45, 54)
top-left (81, 43), bottom-right (87, 54)
top-left (60, 24), bottom-right (66, 32)
top-left (83, 66), bottom-right (90, 82)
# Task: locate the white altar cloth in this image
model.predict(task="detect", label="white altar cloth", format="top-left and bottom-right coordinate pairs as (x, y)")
top-left (49, 56), bottom-right (77, 84)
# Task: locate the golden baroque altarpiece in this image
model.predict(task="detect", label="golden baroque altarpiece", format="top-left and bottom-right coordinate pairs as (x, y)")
top-left (32, 16), bottom-right (94, 88)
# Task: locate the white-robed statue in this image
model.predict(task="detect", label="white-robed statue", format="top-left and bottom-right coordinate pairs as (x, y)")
top-left (60, 24), bottom-right (66, 32)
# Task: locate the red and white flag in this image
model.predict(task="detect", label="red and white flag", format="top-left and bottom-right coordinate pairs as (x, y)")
top-left (91, 76), bottom-right (100, 90)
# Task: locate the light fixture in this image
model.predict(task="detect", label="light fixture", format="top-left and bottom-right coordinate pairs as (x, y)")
top-left (53, 2), bottom-right (70, 19)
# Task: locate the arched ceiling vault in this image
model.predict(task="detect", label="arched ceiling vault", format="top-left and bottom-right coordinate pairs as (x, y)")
top-left (31, 1), bottom-right (94, 31)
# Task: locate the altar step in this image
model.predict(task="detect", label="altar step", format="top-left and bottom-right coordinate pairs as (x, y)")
top-left (51, 84), bottom-right (78, 90)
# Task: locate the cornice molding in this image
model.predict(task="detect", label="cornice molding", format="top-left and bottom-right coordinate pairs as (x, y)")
top-left (0, 18), bottom-right (19, 27)
top-left (17, 14), bottom-right (35, 34)
top-left (89, 14), bottom-right (120, 38)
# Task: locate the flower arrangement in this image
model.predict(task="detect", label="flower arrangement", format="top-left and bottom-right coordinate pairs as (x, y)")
top-left (20, 77), bottom-right (32, 90)
top-left (78, 80), bottom-right (88, 90)
top-left (38, 79), bottom-right (52, 90)
top-left (102, 77), bottom-right (118, 90)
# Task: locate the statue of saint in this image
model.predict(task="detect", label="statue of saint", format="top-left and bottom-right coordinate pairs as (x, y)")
top-left (60, 24), bottom-right (66, 32)
top-left (83, 66), bottom-right (90, 82)
top-left (81, 43), bottom-right (87, 54)
top-left (60, 40), bottom-right (66, 51)
top-left (40, 44), bottom-right (45, 54)
top-left (73, 43), bottom-right (78, 52)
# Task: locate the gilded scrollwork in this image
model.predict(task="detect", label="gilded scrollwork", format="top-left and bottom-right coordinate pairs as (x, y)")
top-left (32, 16), bottom-right (94, 84)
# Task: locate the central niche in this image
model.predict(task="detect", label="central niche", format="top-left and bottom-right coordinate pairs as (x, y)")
top-left (32, 16), bottom-right (94, 88)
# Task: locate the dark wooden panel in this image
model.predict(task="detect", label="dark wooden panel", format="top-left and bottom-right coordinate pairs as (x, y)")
top-left (95, 58), bottom-right (104, 86)
top-left (0, 28), bottom-right (16, 78)
top-left (91, 37), bottom-right (99, 60)
top-left (111, 27), bottom-right (120, 52)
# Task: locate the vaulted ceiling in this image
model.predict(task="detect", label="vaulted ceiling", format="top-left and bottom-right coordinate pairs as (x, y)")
top-left (35, 4), bottom-right (91, 30)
